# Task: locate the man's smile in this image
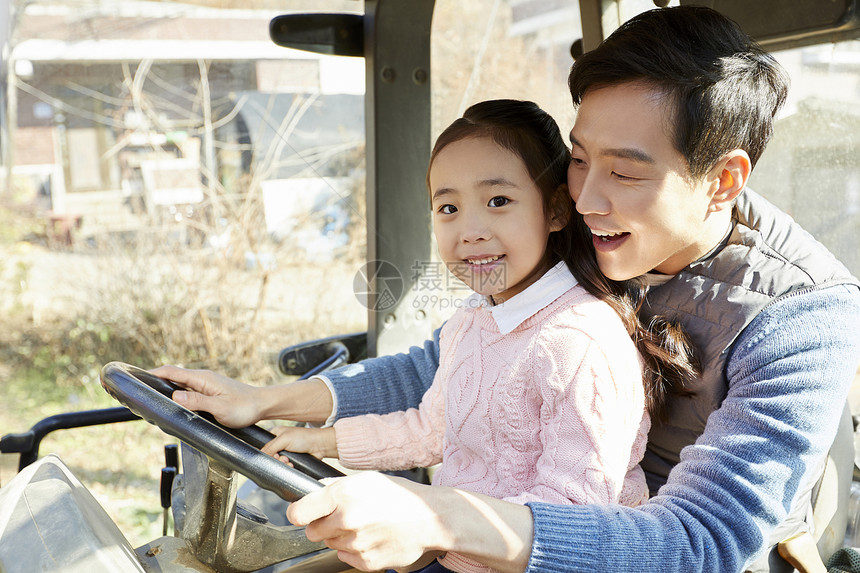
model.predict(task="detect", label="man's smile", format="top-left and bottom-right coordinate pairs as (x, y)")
top-left (589, 229), bottom-right (630, 251)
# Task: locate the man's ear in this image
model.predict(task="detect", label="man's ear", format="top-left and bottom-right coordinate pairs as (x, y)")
top-left (708, 150), bottom-right (751, 213)
top-left (549, 184), bottom-right (572, 232)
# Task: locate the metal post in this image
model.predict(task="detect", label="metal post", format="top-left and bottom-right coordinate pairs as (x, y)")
top-left (579, 0), bottom-right (605, 51)
top-left (0, 0), bottom-right (14, 195)
top-left (581, 0), bottom-right (669, 52)
top-left (364, 0), bottom-right (436, 357)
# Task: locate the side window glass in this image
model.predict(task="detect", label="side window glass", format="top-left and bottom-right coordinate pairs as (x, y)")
top-left (751, 41), bottom-right (860, 278)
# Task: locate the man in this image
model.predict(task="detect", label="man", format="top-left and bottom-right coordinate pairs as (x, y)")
top-left (158, 6), bottom-right (860, 572)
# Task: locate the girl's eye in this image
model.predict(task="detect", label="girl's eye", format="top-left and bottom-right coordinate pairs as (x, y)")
top-left (570, 156), bottom-right (586, 167)
top-left (488, 196), bottom-right (510, 208)
top-left (438, 204), bottom-right (457, 214)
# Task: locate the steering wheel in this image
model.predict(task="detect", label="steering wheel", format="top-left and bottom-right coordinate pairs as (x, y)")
top-left (100, 361), bottom-right (344, 502)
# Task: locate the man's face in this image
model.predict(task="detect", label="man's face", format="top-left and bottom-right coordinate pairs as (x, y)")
top-left (567, 82), bottom-right (720, 281)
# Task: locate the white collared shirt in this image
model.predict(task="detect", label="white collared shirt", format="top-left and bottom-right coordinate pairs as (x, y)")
top-left (465, 260), bottom-right (579, 335)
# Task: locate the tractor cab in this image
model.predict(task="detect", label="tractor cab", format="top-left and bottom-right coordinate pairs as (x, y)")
top-left (1, 1), bottom-right (860, 571)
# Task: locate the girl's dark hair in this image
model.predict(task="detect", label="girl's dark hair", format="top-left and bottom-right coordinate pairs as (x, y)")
top-left (429, 99), bottom-right (698, 422)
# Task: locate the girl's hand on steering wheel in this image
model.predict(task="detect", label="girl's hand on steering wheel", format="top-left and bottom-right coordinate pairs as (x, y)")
top-left (262, 425), bottom-right (338, 461)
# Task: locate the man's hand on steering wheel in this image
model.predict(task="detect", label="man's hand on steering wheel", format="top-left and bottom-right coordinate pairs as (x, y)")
top-left (286, 472), bottom-right (444, 571)
top-left (150, 365), bottom-right (264, 428)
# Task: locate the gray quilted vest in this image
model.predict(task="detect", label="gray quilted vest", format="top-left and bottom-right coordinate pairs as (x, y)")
top-left (639, 189), bottom-right (859, 492)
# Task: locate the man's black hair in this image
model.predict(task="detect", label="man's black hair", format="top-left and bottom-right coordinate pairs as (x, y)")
top-left (568, 6), bottom-right (789, 178)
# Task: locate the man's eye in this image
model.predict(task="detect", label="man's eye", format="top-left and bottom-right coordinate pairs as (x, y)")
top-left (612, 172), bottom-right (638, 182)
top-left (438, 204), bottom-right (457, 214)
top-left (488, 196), bottom-right (509, 207)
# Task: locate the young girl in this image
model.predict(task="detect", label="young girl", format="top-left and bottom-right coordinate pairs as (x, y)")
top-left (262, 100), bottom-right (698, 573)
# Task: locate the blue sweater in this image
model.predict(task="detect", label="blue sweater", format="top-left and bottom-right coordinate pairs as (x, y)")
top-left (325, 284), bottom-right (860, 572)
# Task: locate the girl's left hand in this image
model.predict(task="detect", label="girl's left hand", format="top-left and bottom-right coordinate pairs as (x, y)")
top-left (261, 425), bottom-right (338, 462)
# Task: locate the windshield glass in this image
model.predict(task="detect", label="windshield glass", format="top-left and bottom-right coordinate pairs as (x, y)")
top-left (4, 0), bottom-right (368, 358)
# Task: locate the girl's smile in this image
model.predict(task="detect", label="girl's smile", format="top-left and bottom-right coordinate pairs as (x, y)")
top-left (463, 254), bottom-right (505, 270)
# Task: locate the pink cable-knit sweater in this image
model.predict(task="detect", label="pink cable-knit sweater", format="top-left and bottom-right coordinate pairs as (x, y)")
top-left (334, 270), bottom-right (649, 573)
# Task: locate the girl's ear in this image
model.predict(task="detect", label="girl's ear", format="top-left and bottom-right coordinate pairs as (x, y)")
top-left (708, 150), bottom-right (750, 213)
top-left (549, 184), bottom-right (572, 232)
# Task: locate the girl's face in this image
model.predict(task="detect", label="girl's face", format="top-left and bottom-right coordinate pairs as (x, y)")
top-left (429, 136), bottom-right (563, 304)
